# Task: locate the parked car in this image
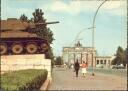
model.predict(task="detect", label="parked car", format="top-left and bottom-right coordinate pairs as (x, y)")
top-left (117, 65), bottom-right (125, 69)
top-left (112, 64), bottom-right (125, 69)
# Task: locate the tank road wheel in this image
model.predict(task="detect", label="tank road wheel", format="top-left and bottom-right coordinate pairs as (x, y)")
top-left (41, 43), bottom-right (49, 52)
top-left (0, 43), bottom-right (7, 55)
top-left (12, 43), bottom-right (23, 54)
top-left (26, 43), bottom-right (38, 54)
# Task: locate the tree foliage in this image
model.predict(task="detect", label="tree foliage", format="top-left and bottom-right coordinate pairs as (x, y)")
top-left (32, 9), bottom-right (55, 65)
top-left (45, 47), bottom-right (55, 66)
top-left (32, 9), bottom-right (54, 44)
top-left (55, 56), bottom-right (63, 65)
top-left (19, 9), bottom-right (54, 44)
top-left (112, 46), bottom-right (127, 66)
top-left (20, 14), bottom-right (28, 22)
top-left (33, 9), bottom-right (46, 23)
top-left (19, 9), bottom-right (55, 63)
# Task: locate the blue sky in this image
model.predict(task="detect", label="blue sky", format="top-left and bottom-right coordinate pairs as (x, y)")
top-left (1, 0), bottom-right (127, 56)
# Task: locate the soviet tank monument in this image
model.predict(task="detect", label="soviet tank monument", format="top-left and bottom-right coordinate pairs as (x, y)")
top-left (0, 18), bottom-right (59, 55)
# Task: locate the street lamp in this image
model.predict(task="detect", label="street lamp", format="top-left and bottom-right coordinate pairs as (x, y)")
top-left (69, 27), bottom-right (94, 47)
top-left (92, 0), bottom-right (107, 76)
top-left (75, 27), bottom-right (95, 44)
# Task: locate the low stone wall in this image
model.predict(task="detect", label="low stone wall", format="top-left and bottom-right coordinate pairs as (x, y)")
top-left (1, 54), bottom-right (51, 78)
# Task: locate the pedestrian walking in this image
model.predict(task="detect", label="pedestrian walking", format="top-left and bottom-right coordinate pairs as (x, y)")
top-left (74, 59), bottom-right (80, 77)
top-left (63, 63), bottom-right (66, 68)
top-left (82, 61), bottom-right (88, 77)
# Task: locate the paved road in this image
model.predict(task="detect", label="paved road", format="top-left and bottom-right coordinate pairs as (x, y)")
top-left (48, 67), bottom-right (127, 90)
top-left (88, 68), bottom-right (127, 78)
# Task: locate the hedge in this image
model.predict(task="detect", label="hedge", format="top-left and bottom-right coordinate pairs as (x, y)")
top-left (1, 69), bottom-right (48, 91)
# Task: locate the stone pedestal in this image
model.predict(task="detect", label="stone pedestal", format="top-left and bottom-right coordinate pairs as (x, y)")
top-left (1, 54), bottom-right (51, 78)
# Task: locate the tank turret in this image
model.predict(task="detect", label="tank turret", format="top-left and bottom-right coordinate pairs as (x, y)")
top-left (0, 18), bottom-right (59, 55)
top-left (1, 18), bottom-right (59, 31)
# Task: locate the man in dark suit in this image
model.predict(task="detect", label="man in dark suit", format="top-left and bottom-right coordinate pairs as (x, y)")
top-left (74, 59), bottom-right (80, 77)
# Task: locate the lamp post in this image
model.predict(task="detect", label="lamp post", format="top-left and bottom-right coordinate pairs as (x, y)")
top-left (92, 0), bottom-right (107, 76)
top-left (69, 27), bottom-right (95, 48)
top-left (75, 27), bottom-right (95, 44)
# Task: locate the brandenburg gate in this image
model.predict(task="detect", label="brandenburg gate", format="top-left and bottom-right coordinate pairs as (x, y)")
top-left (62, 41), bottom-right (97, 67)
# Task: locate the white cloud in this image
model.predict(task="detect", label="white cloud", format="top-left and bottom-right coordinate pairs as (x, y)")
top-left (42, 0), bottom-right (127, 16)
top-left (102, 1), bottom-right (127, 16)
top-left (1, 0), bottom-right (126, 19)
top-left (49, 1), bottom-right (86, 14)
top-left (42, 1), bottom-right (95, 14)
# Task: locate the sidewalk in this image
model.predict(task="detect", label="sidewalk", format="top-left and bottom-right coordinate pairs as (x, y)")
top-left (48, 67), bottom-right (127, 90)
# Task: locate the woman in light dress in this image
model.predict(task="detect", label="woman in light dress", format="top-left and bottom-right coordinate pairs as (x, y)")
top-left (81, 61), bottom-right (88, 77)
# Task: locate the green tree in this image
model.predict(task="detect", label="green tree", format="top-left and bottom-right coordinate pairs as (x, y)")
top-left (55, 56), bottom-right (63, 65)
top-left (20, 14), bottom-right (28, 22)
top-left (19, 9), bottom-right (56, 65)
top-left (20, 9), bottom-right (55, 44)
top-left (32, 8), bottom-right (54, 44)
top-left (33, 9), bottom-right (46, 23)
top-left (32, 9), bottom-right (55, 66)
top-left (45, 47), bottom-right (55, 66)
top-left (112, 46), bottom-right (126, 66)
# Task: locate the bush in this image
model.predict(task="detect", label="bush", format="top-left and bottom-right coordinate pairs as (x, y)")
top-left (1, 69), bottom-right (48, 91)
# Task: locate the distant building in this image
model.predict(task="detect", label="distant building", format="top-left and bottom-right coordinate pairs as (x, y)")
top-left (62, 41), bottom-right (114, 68)
top-left (95, 56), bottom-right (113, 68)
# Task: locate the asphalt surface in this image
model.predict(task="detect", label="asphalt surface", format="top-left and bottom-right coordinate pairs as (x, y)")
top-left (48, 67), bottom-right (127, 90)
top-left (88, 68), bottom-right (127, 78)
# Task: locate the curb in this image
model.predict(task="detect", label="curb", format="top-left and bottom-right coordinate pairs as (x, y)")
top-left (39, 78), bottom-right (52, 91)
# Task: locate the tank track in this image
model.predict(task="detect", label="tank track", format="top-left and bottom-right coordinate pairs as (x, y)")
top-left (0, 37), bottom-right (49, 55)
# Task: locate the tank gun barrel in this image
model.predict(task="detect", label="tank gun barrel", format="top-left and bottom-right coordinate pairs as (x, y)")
top-left (46, 21), bottom-right (59, 24)
top-left (35, 21), bottom-right (59, 25)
